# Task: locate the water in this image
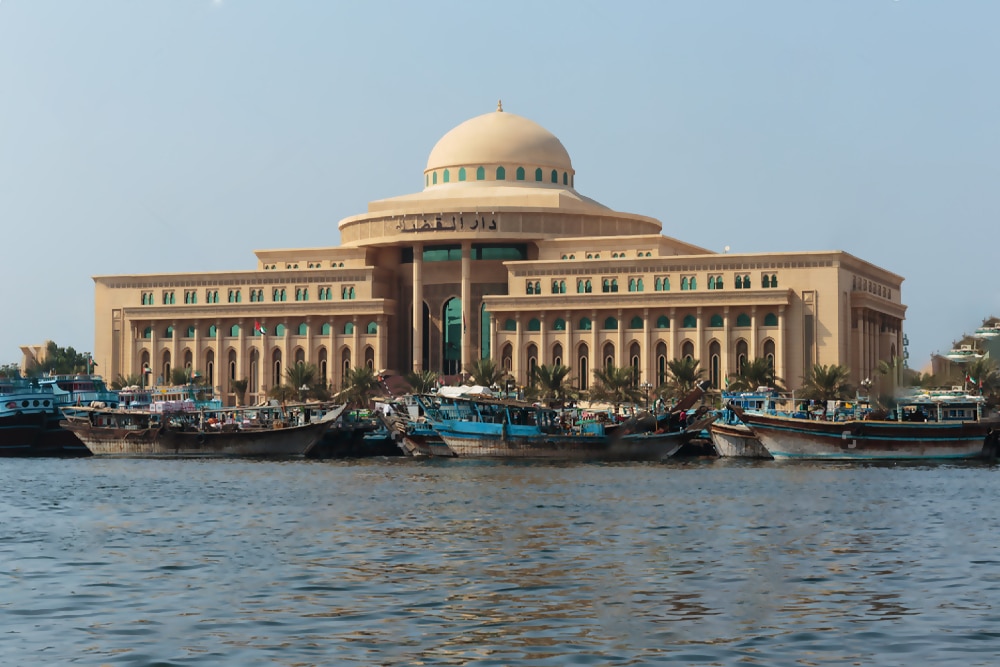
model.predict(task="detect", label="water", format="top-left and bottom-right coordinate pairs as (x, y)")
top-left (2, 457), bottom-right (999, 666)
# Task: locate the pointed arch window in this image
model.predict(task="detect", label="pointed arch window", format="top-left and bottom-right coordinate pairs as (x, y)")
top-left (297, 323), bottom-right (308, 335)
top-left (185, 326), bottom-right (195, 338)
top-left (516, 166), bottom-right (525, 181)
top-left (344, 322), bottom-right (355, 335)
top-left (207, 325), bottom-right (217, 337)
top-left (367, 321), bottom-right (378, 334)
top-left (443, 169), bottom-right (450, 183)
top-left (432, 172), bottom-right (438, 185)
top-left (230, 324), bottom-right (240, 336)
top-left (458, 167), bottom-right (466, 181)
top-left (535, 167), bottom-right (543, 182)
top-left (275, 324), bottom-right (286, 336)
top-left (551, 169), bottom-right (558, 183)
top-left (496, 166), bottom-right (506, 180)
top-left (681, 277), bottom-right (689, 290)
top-left (321, 323), bottom-right (331, 335)
top-left (476, 166), bottom-right (485, 180)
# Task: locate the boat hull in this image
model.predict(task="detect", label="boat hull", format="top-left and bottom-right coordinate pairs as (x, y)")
top-left (435, 421), bottom-right (688, 461)
top-left (738, 412), bottom-right (994, 460)
top-left (62, 418), bottom-right (333, 457)
top-left (709, 421), bottom-right (771, 458)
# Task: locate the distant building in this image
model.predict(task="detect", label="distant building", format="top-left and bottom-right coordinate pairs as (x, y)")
top-left (93, 104), bottom-right (906, 405)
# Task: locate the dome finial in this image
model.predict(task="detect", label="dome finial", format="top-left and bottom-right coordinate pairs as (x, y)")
top-left (497, 99), bottom-right (503, 112)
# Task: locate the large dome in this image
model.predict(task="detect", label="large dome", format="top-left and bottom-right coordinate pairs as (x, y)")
top-left (425, 105), bottom-right (573, 174)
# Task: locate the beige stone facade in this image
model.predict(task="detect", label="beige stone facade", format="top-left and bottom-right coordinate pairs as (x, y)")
top-left (92, 106), bottom-right (906, 405)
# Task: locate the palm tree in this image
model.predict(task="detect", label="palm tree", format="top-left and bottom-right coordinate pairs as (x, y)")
top-left (403, 369), bottom-right (438, 394)
top-left (727, 358), bottom-right (784, 392)
top-left (658, 358), bottom-right (705, 402)
top-left (340, 366), bottom-right (382, 410)
top-left (284, 361), bottom-right (318, 401)
top-left (589, 365), bottom-right (642, 414)
top-left (111, 373), bottom-right (143, 390)
top-left (231, 378), bottom-right (249, 406)
top-left (267, 384), bottom-right (299, 406)
top-left (465, 358), bottom-right (505, 388)
top-left (874, 356), bottom-right (905, 400)
top-left (963, 357), bottom-right (999, 402)
top-left (170, 367), bottom-right (193, 386)
top-left (798, 364), bottom-right (854, 405)
top-left (526, 364), bottom-right (579, 408)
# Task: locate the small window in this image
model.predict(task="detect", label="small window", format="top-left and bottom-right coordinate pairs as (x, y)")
top-left (604, 317), bottom-right (618, 330)
top-left (503, 318), bottom-right (517, 332)
top-left (629, 316), bottom-right (643, 329)
top-left (476, 166), bottom-right (485, 180)
top-left (656, 316), bottom-right (669, 329)
top-left (683, 315), bottom-right (697, 328)
top-left (736, 313), bottom-right (751, 327)
top-left (496, 166), bottom-right (506, 180)
top-left (367, 321), bottom-right (378, 334)
top-left (710, 314), bottom-right (724, 327)
top-left (535, 168), bottom-right (543, 182)
top-left (516, 166), bottom-right (525, 181)
top-left (553, 318), bottom-right (566, 331)
top-left (578, 317), bottom-right (592, 331)
top-left (528, 318), bottom-right (541, 332)
top-left (764, 313), bottom-right (779, 326)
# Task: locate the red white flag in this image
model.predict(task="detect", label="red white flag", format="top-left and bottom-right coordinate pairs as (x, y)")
top-left (255, 320), bottom-right (267, 335)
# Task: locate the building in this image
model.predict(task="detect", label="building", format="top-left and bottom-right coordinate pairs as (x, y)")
top-left (93, 103), bottom-right (906, 404)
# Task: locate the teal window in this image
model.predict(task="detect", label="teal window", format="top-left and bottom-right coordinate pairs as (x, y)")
top-left (602, 278), bottom-right (610, 293)
top-left (681, 277), bottom-right (690, 290)
top-left (629, 316), bottom-right (643, 329)
top-left (297, 323), bottom-right (308, 335)
top-left (553, 318), bottom-right (566, 331)
top-left (443, 169), bottom-right (450, 183)
top-left (208, 325), bottom-right (217, 337)
top-left (655, 276), bottom-right (670, 291)
top-left (458, 167), bottom-right (466, 181)
top-left (184, 290), bottom-right (197, 304)
top-left (366, 321), bottom-right (378, 334)
top-left (636, 278), bottom-right (644, 291)
top-left (528, 318), bottom-right (541, 332)
top-left (771, 275), bottom-right (777, 287)
top-left (535, 168), bottom-right (543, 181)
top-left (516, 167), bottom-right (525, 181)
top-left (604, 317), bottom-right (618, 330)
top-left (143, 326), bottom-right (152, 338)
top-left (496, 166), bottom-right (506, 180)
top-left (165, 325), bottom-right (174, 337)
top-left (578, 317), bottom-right (592, 331)
top-left (551, 169), bottom-right (558, 183)
top-left (708, 276), bottom-right (717, 290)
top-left (432, 172), bottom-right (438, 185)
top-left (736, 313), bottom-right (751, 327)
top-left (761, 275), bottom-right (770, 288)
top-left (503, 318), bottom-right (517, 332)
top-left (764, 313), bottom-right (779, 326)
top-left (230, 324), bottom-right (240, 336)
top-left (185, 326), bottom-right (195, 338)
top-left (476, 166), bottom-right (485, 180)
top-left (563, 172), bottom-right (568, 185)
top-left (344, 322), bottom-right (355, 335)
top-left (275, 324), bottom-right (286, 336)
top-left (321, 323), bottom-right (331, 335)
top-left (683, 315), bottom-right (697, 328)
top-left (710, 314), bottom-right (724, 327)
top-left (656, 316), bottom-right (669, 329)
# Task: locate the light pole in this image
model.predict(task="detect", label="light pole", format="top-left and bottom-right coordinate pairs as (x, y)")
top-left (640, 382), bottom-right (652, 412)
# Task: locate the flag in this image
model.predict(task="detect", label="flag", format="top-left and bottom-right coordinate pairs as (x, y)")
top-left (255, 320), bottom-right (267, 335)
top-left (966, 373), bottom-right (975, 385)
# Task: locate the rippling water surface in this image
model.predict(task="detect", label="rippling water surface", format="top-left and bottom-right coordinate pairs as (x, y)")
top-left (2, 457), bottom-right (1000, 666)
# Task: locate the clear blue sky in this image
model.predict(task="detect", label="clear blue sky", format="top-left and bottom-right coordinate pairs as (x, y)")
top-left (1, 1), bottom-right (997, 374)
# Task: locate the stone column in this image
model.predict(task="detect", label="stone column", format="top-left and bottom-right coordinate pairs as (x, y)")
top-left (616, 308), bottom-right (625, 368)
top-left (514, 313), bottom-right (524, 385)
top-left (412, 243), bottom-right (424, 372)
top-left (642, 308), bottom-right (651, 386)
top-left (461, 241), bottom-right (472, 375)
top-left (776, 306), bottom-right (786, 384)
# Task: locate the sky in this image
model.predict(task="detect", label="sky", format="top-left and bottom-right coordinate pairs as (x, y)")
top-left (1, 1), bottom-right (997, 373)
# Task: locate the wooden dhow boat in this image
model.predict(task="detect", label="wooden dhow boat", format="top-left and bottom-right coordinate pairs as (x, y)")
top-left (60, 403), bottom-right (345, 458)
top-left (429, 381), bottom-right (713, 461)
top-left (730, 390), bottom-right (999, 461)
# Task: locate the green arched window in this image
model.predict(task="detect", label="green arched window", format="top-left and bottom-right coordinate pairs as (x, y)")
top-left (528, 318), bottom-right (541, 331)
top-left (736, 313), bottom-right (751, 327)
top-left (432, 172), bottom-right (438, 185)
top-left (496, 166), bottom-right (506, 180)
top-left (553, 318), bottom-right (566, 331)
top-left (476, 166), bottom-right (485, 180)
top-left (458, 167), bottom-right (466, 181)
top-left (636, 278), bottom-right (644, 291)
top-left (656, 316), bottom-right (669, 329)
top-left (297, 323), bottom-right (308, 335)
top-left (764, 313), bottom-right (779, 326)
top-left (443, 169), bottom-right (450, 183)
top-left (321, 323), bottom-right (331, 335)
top-left (207, 325), bottom-right (216, 337)
top-left (165, 325), bottom-right (174, 337)
top-left (578, 317), bottom-right (592, 330)
top-left (143, 326), bottom-right (152, 339)
top-left (230, 324), bottom-right (240, 336)
top-left (603, 317), bottom-right (618, 330)
top-left (344, 322), bottom-right (355, 334)
top-left (535, 168), bottom-right (543, 182)
top-left (710, 314), bottom-right (724, 327)
top-left (503, 318), bottom-right (517, 332)
top-left (367, 321), bottom-right (378, 334)
top-left (681, 277), bottom-right (689, 290)
top-left (629, 316), bottom-right (643, 329)
top-left (550, 169), bottom-right (558, 183)
top-left (563, 172), bottom-right (568, 185)
top-left (186, 326), bottom-right (195, 338)
top-left (516, 167), bottom-right (525, 181)
top-left (275, 324), bottom-right (286, 336)
top-left (770, 274), bottom-right (778, 288)
top-left (683, 315), bottom-right (697, 328)
top-left (761, 275), bottom-right (770, 288)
